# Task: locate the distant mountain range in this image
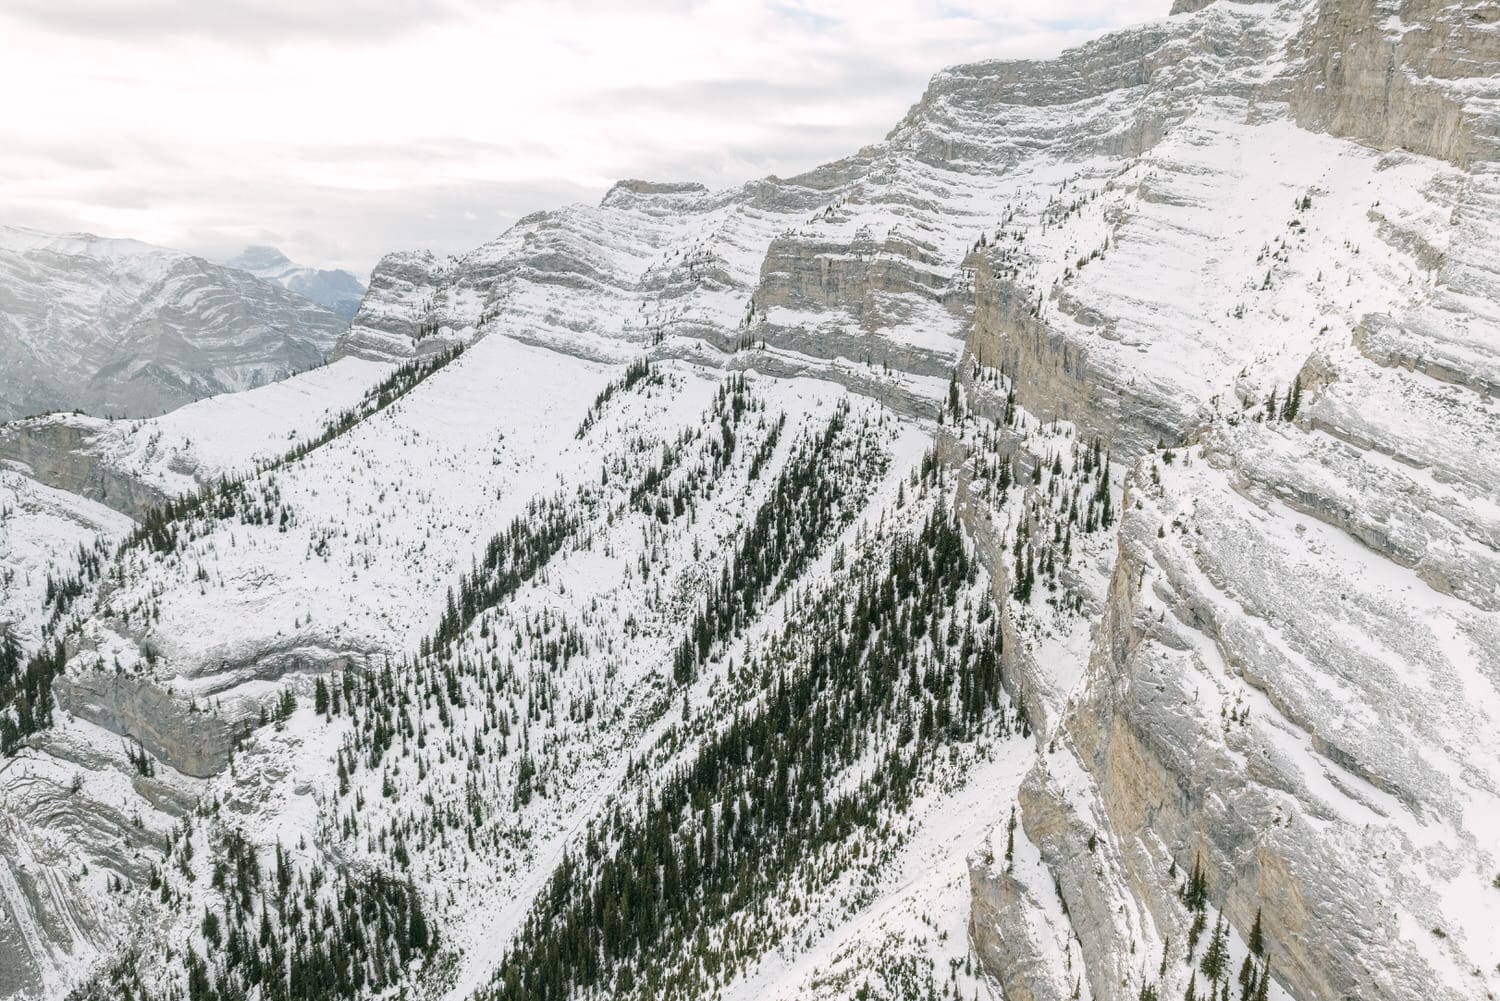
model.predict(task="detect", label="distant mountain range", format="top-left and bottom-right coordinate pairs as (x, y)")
top-left (223, 245), bottom-right (366, 320)
top-left (0, 227), bottom-right (358, 421)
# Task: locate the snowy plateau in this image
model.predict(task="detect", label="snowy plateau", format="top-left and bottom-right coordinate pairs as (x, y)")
top-left (1, 1), bottom-right (1498, 1001)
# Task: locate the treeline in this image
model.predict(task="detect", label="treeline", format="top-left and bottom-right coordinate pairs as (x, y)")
top-left (430, 494), bottom-right (578, 651)
top-left (42, 541), bottom-right (106, 619)
top-left (672, 401), bottom-right (859, 684)
top-left (487, 494), bottom-right (1005, 1001)
top-left (628, 374), bottom-right (759, 526)
top-left (0, 631), bottom-right (67, 755)
top-left (152, 822), bottom-right (435, 1001)
top-left (128, 345), bottom-right (465, 556)
top-left (576, 358), bottom-right (661, 438)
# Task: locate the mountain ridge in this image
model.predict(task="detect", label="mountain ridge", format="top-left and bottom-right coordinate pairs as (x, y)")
top-left (224, 245), bottom-right (367, 321)
top-left (0, 225), bottom-right (351, 423)
top-left (1, 1), bottom-right (1497, 1000)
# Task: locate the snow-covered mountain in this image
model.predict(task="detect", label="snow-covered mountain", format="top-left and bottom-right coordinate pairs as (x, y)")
top-left (2, 1), bottom-right (1498, 1001)
top-left (224, 246), bottom-right (366, 321)
top-left (0, 228), bottom-right (350, 422)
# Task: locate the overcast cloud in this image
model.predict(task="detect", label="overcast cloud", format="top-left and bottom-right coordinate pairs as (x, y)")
top-left (0, 0), bottom-right (1163, 277)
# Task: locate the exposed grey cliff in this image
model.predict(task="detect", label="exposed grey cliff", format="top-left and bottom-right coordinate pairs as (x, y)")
top-left (2, 1), bottom-right (1498, 1000)
top-left (0, 420), bottom-right (168, 521)
top-left (962, 2), bottom-right (1500, 1001)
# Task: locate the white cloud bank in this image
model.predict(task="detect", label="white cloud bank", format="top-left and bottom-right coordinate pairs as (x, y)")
top-left (0, 0), bottom-right (1164, 275)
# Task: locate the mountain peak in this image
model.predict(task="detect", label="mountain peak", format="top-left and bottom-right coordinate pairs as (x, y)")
top-left (223, 245), bottom-right (366, 320)
top-left (0, 224), bottom-right (168, 263)
top-left (600, 179), bottom-right (710, 208)
top-left (225, 244), bottom-right (293, 272)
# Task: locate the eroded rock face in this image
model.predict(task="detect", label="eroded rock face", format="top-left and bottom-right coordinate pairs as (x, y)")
top-left (0, 420), bottom-right (167, 521)
top-left (338, 4), bottom-right (1300, 388)
top-left (970, 256), bottom-right (1165, 459)
top-left (960, 3), bottom-right (1500, 1001)
top-left (1288, 0), bottom-right (1500, 169)
top-left (757, 229), bottom-right (950, 332)
top-left (53, 673), bottom-right (233, 780)
top-left (0, 775), bottom-right (159, 999)
top-left (0, 713), bottom-right (191, 1001)
top-left (332, 250), bottom-right (454, 362)
top-left (1019, 408), bottom-right (1499, 999)
top-left (969, 861), bottom-right (1071, 1001)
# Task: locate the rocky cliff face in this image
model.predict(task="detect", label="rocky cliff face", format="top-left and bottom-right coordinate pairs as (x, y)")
top-left (0, 421), bottom-right (170, 522)
top-left (0, 227), bottom-right (349, 422)
top-left (961, 2), bottom-right (1500, 1001)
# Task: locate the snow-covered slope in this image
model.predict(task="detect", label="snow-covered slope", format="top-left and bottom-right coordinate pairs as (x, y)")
top-left (224, 246), bottom-right (367, 321)
top-left (0, 471), bottom-right (131, 650)
top-left (0, 227), bottom-right (350, 422)
top-left (2, 1), bottom-right (1498, 1000)
top-left (0, 355), bottom-right (391, 518)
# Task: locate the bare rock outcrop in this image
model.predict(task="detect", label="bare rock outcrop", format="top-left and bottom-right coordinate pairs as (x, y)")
top-left (0, 420), bottom-right (167, 521)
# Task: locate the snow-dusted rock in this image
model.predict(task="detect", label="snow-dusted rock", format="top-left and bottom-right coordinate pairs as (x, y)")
top-left (4, 0), bottom-right (1499, 999)
top-left (223, 246), bottom-right (366, 321)
top-left (0, 227), bottom-right (349, 422)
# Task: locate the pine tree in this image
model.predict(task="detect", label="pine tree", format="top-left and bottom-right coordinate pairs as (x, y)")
top-left (1005, 805), bottom-right (1017, 869)
top-left (1281, 375), bottom-right (1302, 422)
top-left (1254, 961), bottom-right (1271, 1001)
top-left (1200, 915), bottom-right (1228, 982)
top-left (1184, 854), bottom-right (1208, 912)
top-left (1248, 907), bottom-right (1264, 956)
top-left (409, 887), bottom-right (431, 951)
top-left (1238, 955), bottom-right (1256, 999)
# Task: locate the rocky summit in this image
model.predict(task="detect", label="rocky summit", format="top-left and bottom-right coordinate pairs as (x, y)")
top-left (1, 2), bottom-right (1497, 1001)
top-left (223, 248), bottom-right (366, 323)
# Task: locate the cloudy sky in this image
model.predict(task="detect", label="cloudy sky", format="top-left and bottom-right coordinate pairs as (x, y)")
top-left (0, 0), bottom-right (1162, 277)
